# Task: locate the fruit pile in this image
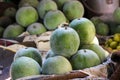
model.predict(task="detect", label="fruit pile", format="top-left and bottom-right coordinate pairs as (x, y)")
top-left (10, 17), bottom-right (109, 80)
top-left (10, 47), bottom-right (43, 80)
top-left (90, 7), bottom-right (120, 36)
top-left (90, 17), bottom-right (109, 36)
top-left (105, 33), bottom-right (120, 52)
top-left (0, 0), bottom-right (84, 38)
top-left (2, 0), bottom-right (110, 79)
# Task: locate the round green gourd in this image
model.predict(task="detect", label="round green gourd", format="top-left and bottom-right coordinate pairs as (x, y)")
top-left (70, 49), bottom-right (101, 70)
top-left (69, 18), bottom-right (96, 46)
top-left (42, 56), bottom-right (72, 75)
top-left (50, 25), bottom-right (80, 58)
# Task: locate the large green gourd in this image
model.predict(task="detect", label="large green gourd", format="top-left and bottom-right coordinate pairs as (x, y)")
top-left (81, 44), bottom-right (109, 62)
top-left (50, 25), bottom-right (80, 58)
top-left (37, 0), bottom-right (58, 19)
top-left (14, 47), bottom-right (42, 66)
top-left (42, 56), bottom-right (72, 75)
top-left (3, 24), bottom-right (24, 38)
top-left (63, 0), bottom-right (84, 21)
top-left (10, 57), bottom-right (41, 80)
top-left (70, 49), bottom-right (100, 70)
top-left (69, 18), bottom-right (96, 46)
top-left (43, 10), bottom-right (66, 30)
top-left (16, 6), bottom-right (38, 27)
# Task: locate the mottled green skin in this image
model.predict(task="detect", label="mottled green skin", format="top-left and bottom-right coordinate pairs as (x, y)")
top-left (16, 6), bottom-right (38, 27)
top-left (27, 23), bottom-right (47, 35)
top-left (45, 50), bottom-right (57, 59)
top-left (50, 27), bottom-right (80, 58)
top-left (96, 22), bottom-right (109, 36)
top-left (42, 56), bottom-right (72, 75)
top-left (53, 0), bottom-right (70, 10)
top-left (90, 36), bottom-right (99, 45)
top-left (10, 57), bottom-right (41, 80)
top-left (81, 44), bottom-right (107, 62)
top-left (90, 17), bottom-right (102, 26)
top-left (19, 0), bottom-right (39, 8)
top-left (113, 7), bottom-right (120, 23)
top-left (70, 49), bottom-right (100, 70)
top-left (37, 0), bottom-right (58, 19)
top-left (63, 0), bottom-right (84, 21)
top-left (3, 24), bottom-right (24, 38)
top-left (44, 10), bottom-right (66, 30)
top-left (14, 47), bottom-right (42, 66)
top-left (69, 18), bottom-right (96, 46)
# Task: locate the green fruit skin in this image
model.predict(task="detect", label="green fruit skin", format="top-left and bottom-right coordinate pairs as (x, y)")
top-left (63, 0), bottom-right (84, 21)
top-left (90, 17), bottom-right (102, 26)
top-left (3, 24), bottom-right (24, 38)
top-left (96, 22), bottom-right (109, 36)
top-left (113, 7), bottom-right (120, 23)
top-left (44, 10), bottom-right (66, 30)
top-left (10, 57), bottom-right (41, 80)
top-left (42, 56), bottom-right (72, 75)
top-left (37, 0), bottom-right (58, 19)
top-left (27, 23), bottom-right (47, 35)
top-left (81, 44), bottom-right (107, 62)
top-left (14, 47), bottom-right (42, 66)
top-left (70, 49), bottom-right (100, 70)
top-left (70, 18), bottom-right (96, 46)
top-left (19, 0), bottom-right (39, 8)
top-left (50, 27), bottom-right (80, 58)
top-left (53, 0), bottom-right (70, 10)
top-left (104, 50), bottom-right (109, 58)
top-left (90, 36), bottom-right (99, 45)
top-left (16, 6), bottom-right (38, 27)
top-left (45, 50), bottom-right (57, 59)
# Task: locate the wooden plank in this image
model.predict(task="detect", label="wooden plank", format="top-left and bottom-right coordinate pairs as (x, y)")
top-left (17, 70), bottom-right (89, 80)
